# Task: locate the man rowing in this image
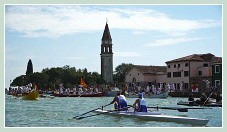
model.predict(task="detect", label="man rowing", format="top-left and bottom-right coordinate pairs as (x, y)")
top-left (133, 93), bottom-right (147, 112)
top-left (110, 91), bottom-right (128, 111)
top-left (195, 92), bottom-right (208, 105)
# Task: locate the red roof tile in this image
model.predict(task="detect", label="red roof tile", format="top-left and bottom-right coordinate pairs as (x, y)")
top-left (165, 53), bottom-right (222, 63)
top-left (133, 65), bottom-right (166, 74)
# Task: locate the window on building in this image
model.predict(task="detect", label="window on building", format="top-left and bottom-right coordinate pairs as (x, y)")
top-left (203, 63), bottom-right (209, 67)
top-left (174, 64), bottom-right (176, 68)
top-left (185, 63), bottom-right (189, 67)
top-left (173, 72), bottom-right (177, 77)
top-left (167, 72), bottom-right (171, 78)
top-left (184, 71), bottom-right (189, 77)
top-left (198, 71), bottom-right (202, 76)
top-left (177, 83), bottom-right (180, 90)
top-left (215, 80), bottom-right (220, 87)
top-left (168, 65), bottom-right (170, 68)
top-left (215, 65), bottom-right (220, 73)
top-left (138, 73), bottom-right (139, 75)
top-left (184, 83), bottom-right (189, 89)
top-left (173, 72), bottom-right (181, 77)
top-left (178, 64), bottom-right (180, 68)
top-left (137, 82), bottom-right (140, 86)
top-left (129, 74), bottom-right (131, 76)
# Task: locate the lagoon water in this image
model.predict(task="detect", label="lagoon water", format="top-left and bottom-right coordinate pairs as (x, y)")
top-left (5, 95), bottom-right (222, 127)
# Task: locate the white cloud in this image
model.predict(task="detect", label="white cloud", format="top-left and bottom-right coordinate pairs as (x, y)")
top-left (5, 5), bottom-right (221, 38)
top-left (114, 51), bottom-right (142, 57)
top-left (143, 37), bottom-right (204, 47)
top-left (132, 31), bottom-right (145, 35)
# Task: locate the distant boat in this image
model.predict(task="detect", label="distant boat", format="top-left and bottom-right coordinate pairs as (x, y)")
top-left (22, 84), bottom-right (39, 100)
top-left (39, 94), bottom-right (55, 99)
top-left (104, 87), bottom-right (121, 97)
top-left (53, 92), bottom-right (104, 97)
top-left (177, 101), bottom-right (222, 107)
top-left (22, 90), bottom-right (39, 100)
top-left (125, 91), bottom-right (168, 98)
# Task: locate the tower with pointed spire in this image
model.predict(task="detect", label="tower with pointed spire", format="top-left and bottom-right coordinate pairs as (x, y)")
top-left (100, 22), bottom-right (113, 83)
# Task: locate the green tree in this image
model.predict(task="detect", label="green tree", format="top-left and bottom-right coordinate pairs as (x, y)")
top-left (62, 65), bottom-right (77, 88)
top-left (11, 75), bottom-right (27, 86)
top-left (26, 59), bottom-right (33, 75)
top-left (91, 72), bottom-right (104, 84)
top-left (13, 65), bottom-right (106, 90)
top-left (114, 63), bottom-right (133, 85)
top-left (28, 72), bottom-right (49, 90)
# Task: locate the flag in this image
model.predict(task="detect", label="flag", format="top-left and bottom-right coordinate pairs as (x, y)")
top-left (80, 78), bottom-right (87, 88)
top-left (34, 84), bottom-right (38, 91)
top-left (125, 84), bottom-right (128, 91)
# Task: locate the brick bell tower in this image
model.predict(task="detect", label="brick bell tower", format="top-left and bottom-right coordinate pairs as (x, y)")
top-left (100, 22), bottom-right (113, 83)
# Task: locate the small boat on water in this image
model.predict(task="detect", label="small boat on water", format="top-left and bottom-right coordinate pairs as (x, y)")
top-left (93, 109), bottom-right (209, 126)
top-left (53, 92), bottom-right (104, 97)
top-left (22, 90), bottom-right (39, 100)
top-left (104, 87), bottom-right (121, 97)
top-left (125, 91), bottom-right (168, 98)
top-left (177, 101), bottom-right (222, 107)
top-left (39, 94), bottom-right (55, 99)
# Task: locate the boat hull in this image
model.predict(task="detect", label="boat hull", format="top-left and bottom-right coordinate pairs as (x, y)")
top-left (93, 110), bottom-right (209, 126)
top-left (177, 101), bottom-right (222, 107)
top-left (53, 92), bottom-right (104, 97)
top-left (126, 92), bottom-right (168, 98)
top-left (22, 90), bottom-right (39, 100)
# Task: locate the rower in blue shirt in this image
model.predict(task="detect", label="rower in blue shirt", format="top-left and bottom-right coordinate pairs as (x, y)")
top-left (110, 91), bottom-right (128, 111)
top-left (133, 93), bottom-right (147, 112)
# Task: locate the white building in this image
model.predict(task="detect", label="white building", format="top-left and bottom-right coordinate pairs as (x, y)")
top-left (125, 65), bottom-right (167, 89)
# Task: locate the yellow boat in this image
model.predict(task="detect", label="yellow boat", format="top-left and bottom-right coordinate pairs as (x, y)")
top-left (22, 90), bottom-right (39, 100)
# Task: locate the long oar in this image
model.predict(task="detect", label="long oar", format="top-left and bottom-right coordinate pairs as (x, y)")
top-left (147, 106), bottom-right (211, 112)
top-left (73, 103), bottom-right (111, 119)
top-left (202, 92), bottom-right (213, 106)
top-left (128, 105), bottom-right (189, 112)
top-left (76, 106), bottom-right (131, 120)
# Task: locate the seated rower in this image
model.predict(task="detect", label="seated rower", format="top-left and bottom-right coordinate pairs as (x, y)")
top-left (133, 93), bottom-right (147, 112)
top-left (215, 92), bottom-right (222, 103)
top-left (188, 93), bottom-right (195, 104)
top-left (110, 91), bottom-right (128, 111)
top-left (195, 92), bottom-right (208, 104)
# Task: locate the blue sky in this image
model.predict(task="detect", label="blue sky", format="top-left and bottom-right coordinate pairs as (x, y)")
top-left (5, 5), bottom-right (222, 88)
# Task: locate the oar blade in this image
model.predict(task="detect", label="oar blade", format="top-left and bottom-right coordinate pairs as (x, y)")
top-left (75, 117), bottom-right (84, 120)
top-left (177, 109), bottom-right (188, 112)
top-left (73, 103), bottom-right (111, 119)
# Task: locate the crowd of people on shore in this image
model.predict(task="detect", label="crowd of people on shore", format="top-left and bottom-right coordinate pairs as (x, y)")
top-left (5, 83), bottom-right (35, 97)
top-left (53, 85), bottom-right (100, 96)
top-left (6, 83), bottom-right (102, 97)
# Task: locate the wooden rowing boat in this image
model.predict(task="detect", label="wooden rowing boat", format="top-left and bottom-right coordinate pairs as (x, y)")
top-left (93, 109), bottom-right (209, 126)
top-left (22, 90), bottom-right (39, 100)
top-left (177, 101), bottom-right (222, 107)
